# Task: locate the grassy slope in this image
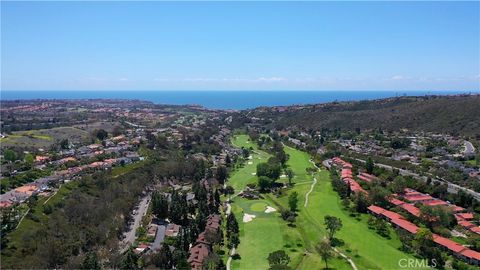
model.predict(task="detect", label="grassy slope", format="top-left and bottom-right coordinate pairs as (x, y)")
top-left (282, 145), bottom-right (418, 270)
top-left (229, 136), bottom-right (348, 270)
top-left (228, 136), bottom-right (416, 270)
top-left (229, 135), bottom-right (270, 192)
top-left (0, 126), bottom-right (90, 149)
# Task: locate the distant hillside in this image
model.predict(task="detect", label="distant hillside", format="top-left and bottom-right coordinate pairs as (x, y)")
top-left (246, 95), bottom-right (480, 137)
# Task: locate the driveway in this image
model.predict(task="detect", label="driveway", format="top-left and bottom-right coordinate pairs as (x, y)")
top-left (151, 224), bottom-right (166, 251)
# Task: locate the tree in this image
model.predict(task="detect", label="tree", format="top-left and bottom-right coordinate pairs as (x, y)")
top-left (365, 157), bottom-right (374, 174)
top-left (412, 228), bottom-right (444, 268)
top-left (390, 176), bottom-right (407, 194)
top-left (59, 139), bottom-right (69, 149)
top-left (81, 252), bottom-right (100, 270)
top-left (119, 248), bottom-right (139, 270)
top-left (151, 246), bottom-right (173, 269)
top-left (354, 192), bottom-right (369, 213)
top-left (288, 192), bottom-right (299, 212)
top-left (216, 166), bottom-right (228, 185)
top-left (275, 149), bottom-right (288, 166)
top-left (267, 250), bottom-right (290, 266)
top-left (4, 149), bottom-right (16, 162)
top-left (316, 238), bottom-right (333, 269)
top-left (324, 215), bottom-right (342, 240)
top-left (93, 129), bottom-right (108, 141)
top-left (258, 176), bottom-right (272, 192)
top-left (152, 192), bottom-right (169, 219)
top-left (368, 186), bottom-right (389, 208)
top-left (285, 168), bottom-right (295, 186)
top-left (24, 153), bottom-right (34, 168)
top-left (257, 161), bottom-right (281, 180)
top-left (226, 213), bottom-right (239, 238)
top-left (203, 253), bottom-right (224, 270)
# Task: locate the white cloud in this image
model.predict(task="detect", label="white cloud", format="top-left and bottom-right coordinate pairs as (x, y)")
top-left (391, 75), bottom-right (405, 80)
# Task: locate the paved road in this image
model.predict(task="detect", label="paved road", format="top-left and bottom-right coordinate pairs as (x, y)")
top-left (120, 193), bottom-right (151, 253)
top-left (353, 158), bottom-right (480, 201)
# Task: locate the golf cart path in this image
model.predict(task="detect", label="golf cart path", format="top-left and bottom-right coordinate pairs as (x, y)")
top-left (304, 159), bottom-right (320, 207)
top-left (333, 247), bottom-right (359, 270)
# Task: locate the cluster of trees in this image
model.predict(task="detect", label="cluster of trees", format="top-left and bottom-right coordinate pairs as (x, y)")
top-left (390, 137), bottom-right (412, 149)
top-left (257, 157), bottom-right (283, 192)
top-left (367, 216), bottom-right (390, 238)
top-left (226, 213), bottom-right (240, 249)
top-left (314, 216), bottom-right (343, 269)
top-left (267, 250), bottom-right (291, 270)
top-left (1, 133), bottom-right (225, 269)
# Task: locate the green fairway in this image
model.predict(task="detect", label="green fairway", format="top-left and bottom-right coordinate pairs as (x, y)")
top-left (228, 135), bottom-right (270, 193)
top-left (227, 136), bottom-right (417, 270)
top-left (281, 145), bottom-right (418, 270)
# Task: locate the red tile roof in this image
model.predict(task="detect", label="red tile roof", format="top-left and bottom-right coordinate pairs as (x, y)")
top-left (388, 197), bottom-right (405, 206)
top-left (188, 243), bottom-right (210, 270)
top-left (433, 234), bottom-right (466, 253)
top-left (460, 249), bottom-right (480, 261)
top-left (368, 205), bottom-right (386, 215)
top-left (398, 203), bottom-right (421, 217)
top-left (424, 200), bottom-right (449, 206)
top-left (458, 220), bottom-right (475, 229)
top-left (470, 227), bottom-right (480, 235)
top-left (391, 218), bottom-right (419, 234)
top-left (456, 213), bottom-right (474, 220)
top-left (404, 194), bottom-right (434, 202)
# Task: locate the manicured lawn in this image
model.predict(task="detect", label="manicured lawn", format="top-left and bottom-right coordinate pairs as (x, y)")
top-left (282, 146), bottom-right (419, 270)
top-left (227, 137), bottom-right (347, 269)
top-left (228, 135), bottom-right (270, 192)
top-left (231, 198), bottom-right (287, 270)
top-left (228, 137), bottom-right (417, 270)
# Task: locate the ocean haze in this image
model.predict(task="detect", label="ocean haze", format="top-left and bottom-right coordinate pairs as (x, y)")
top-left (0, 90), bottom-right (476, 110)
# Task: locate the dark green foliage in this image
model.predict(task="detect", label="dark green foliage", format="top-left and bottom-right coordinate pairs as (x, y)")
top-left (258, 176), bottom-right (272, 192)
top-left (151, 246), bottom-right (173, 269)
top-left (257, 161), bottom-right (281, 181)
top-left (390, 137), bottom-right (412, 149)
top-left (267, 250), bottom-right (290, 266)
top-left (324, 215), bottom-right (342, 240)
top-left (81, 252), bottom-right (101, 270)
top-left (288, 192), bottom-right (299, 212)
top-left (93, 129), bottom-right (108, 141)
top-left (216, 166), bottom-right (228, 185)
top-left (365, 157), bottom-right (374, 174)
top-left (152, 191), bottom-right (169, 219)
top-left (119, 248), bottom-right (139, 270)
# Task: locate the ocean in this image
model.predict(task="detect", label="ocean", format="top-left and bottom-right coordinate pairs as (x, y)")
top-left (0, 90), bottom-right (475, 110)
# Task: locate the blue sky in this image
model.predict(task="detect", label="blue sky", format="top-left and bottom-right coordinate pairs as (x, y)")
top-left (1, 1), bottom-right (479, 91)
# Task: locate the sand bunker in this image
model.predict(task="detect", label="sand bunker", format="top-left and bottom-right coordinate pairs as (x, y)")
top-left (248, 161), bottom-right (253, 165)
top-left (251, 172), bottom-right (256, 175)
top-left (265, 206), bottom-right (277, 213)
top-left (243, 213), bottom-right (256, 223)
top-left (280, 174), bottom-right (286, 178)
top-left (248, 155), bottom-right (253, 160)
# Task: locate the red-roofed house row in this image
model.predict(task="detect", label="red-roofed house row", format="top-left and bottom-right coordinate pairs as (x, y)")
top-left (368, 205), bottom-right (480, 265)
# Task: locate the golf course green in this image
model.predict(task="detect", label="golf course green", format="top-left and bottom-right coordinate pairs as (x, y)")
top-left (226, 135), bottom-right (416, 270)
